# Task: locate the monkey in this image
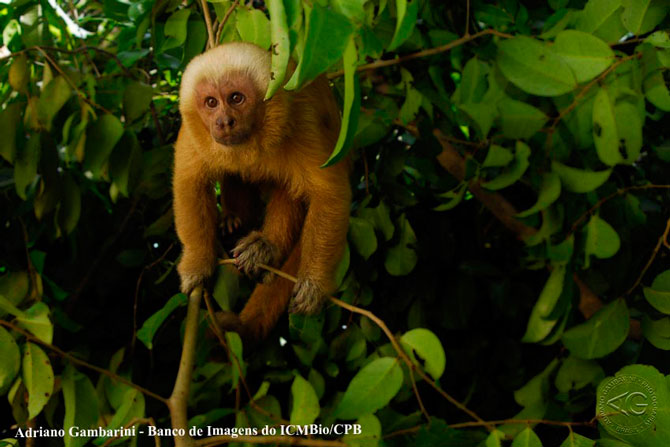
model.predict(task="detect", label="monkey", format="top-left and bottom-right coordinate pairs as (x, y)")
top-left (173, 42), bottom-right (351, 342)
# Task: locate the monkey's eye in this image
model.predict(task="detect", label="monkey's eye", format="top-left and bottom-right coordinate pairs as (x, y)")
top-left (229, 92), bottom-right (245, 105)
top-left (205, 97), bottom-right (218, 108)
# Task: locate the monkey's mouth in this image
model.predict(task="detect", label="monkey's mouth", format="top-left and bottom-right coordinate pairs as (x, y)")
top-left (213, 132), bottom-right (250, 146)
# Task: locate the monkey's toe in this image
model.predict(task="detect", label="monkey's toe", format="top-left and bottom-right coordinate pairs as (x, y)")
top-left (221, 215), bottom-right (242, 235)
top-left (289, 278), bottom-right (326, 315)
top-left (233, 231), bottom-right (279, 282)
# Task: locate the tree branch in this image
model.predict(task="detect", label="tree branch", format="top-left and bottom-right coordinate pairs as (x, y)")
top-left (0, 320), bottom-right (168, 404)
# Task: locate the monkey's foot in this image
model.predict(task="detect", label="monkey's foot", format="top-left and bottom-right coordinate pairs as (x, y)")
top-left (221, 214), bottom-right (242, 235)
top-left (177, 252), bottom-right (215, 295)
top-left (178, 271), bottom-right (209, 295)
top-left (233, 231), bottom-right (279, 283)
top-left (289, 278), bottom-right (326, 315)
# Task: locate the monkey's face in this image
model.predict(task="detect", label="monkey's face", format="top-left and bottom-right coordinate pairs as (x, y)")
top-left (196, 74), bottom-right (264, 146)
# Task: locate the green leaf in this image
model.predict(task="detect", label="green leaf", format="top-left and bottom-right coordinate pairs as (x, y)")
top-left (236, 7), bottom-right (271, 49)
top-left (614, 101), bottom-right (643, 163)
top-left (482, 141), bottom-right (531, 190)
top-left (497, 98), bottom-right (548, 139)
top-left (226, 331), bottom-right (244, 391)
top-left (94, 389), bottom-right (145, 444)
top-left (555, 355), bottom-right (604, 393)
top-left (349, 217), bottom-right (378, 260)
top-left (454, 57), bottom-right (489, 104)
top-left (0, 102), bottom-right (23, 163)
top-left (644, 270), bottom-right (670, 314)
top-left (137, 293), bottom-right (188, 349)
top-left (0, 326), bottom-right (20, 395)
top-left (584, 215), bottom-right (621, 264)
top-left (56, 173), bottom-right (81, 236)
top-left (554, 30), bottom-right (614, 83)
top-left (642, 315), bottom-right (670, 350)
top-left (333, 357), bottom-right (403, 420)
top-left (384, 213), bottom-right (417, 276)
top-left (522, 265), bottom-right (567, 343)
top-left (643, 46), bottom-right (670, 111)
top-left (38, 76), bottom-right (72, 131)
top-left (517, 173), bottom-right (561, 217)
top-left (621, 0), bottom-right (669, 35)
top-left (162, 9), bottom-right (191, 50)
top-left (562, 298), bottom-right (629, 359)
top-left (285, 5), bottom-right (353, 90)
top-left (0, 272), bottom-right (29, 317)
top-left (560, 433), bottom-right (595, 447)
top-left (265, 0), bottom-right (291, 99)
top-left (83, 114), bottom-right (124, 179)
top-left (511, 427), bottom-right (542, 447)
top-left (400, 328), bottom-right (446, 379)
top-left (123, 81), bottom-right (153, 123)
top-left (16, 302), bottom-right (53, 344)
top-left (22, 343), bottom-right (54, 419)
top-left (323, 37), bottom-right (360, 167)
top-left (62, 364), bottom-right (99, 447)
top-left (358, 201), bottom-right (394, 241)
top-left (343, 414), bottom-right (381, 447)
top-left (551, 161), bottom-right (611, 193)
top-left (388, 0), bottom-right (418, 51)
top-left (497, 36), bottom-right (577, 96)
top-left (576, 0), bottom-right (627, 43)
top-left (290, 375), bottom-right (320, 425)
top-left (593, 87), bottom-right (624, 165)
top-left (482, 145), bottom-right (514, 168)
top-left (459, 102), bottom-right (495, 137)
top-left (109, 131), bottom-right (142, 200)
top-left (14, 133), bottom-right (40, 200)
top-left (9, 54), bottom-right (29, 93)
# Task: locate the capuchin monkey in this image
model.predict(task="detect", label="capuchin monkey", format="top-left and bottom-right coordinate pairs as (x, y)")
top-left (173, 42), bottom-right (351, 341)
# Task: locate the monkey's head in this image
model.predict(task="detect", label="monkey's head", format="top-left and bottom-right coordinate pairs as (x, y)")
top-left (180, 42), bottom-right (276, 148)
top-left (194, 73), bottom-right (264, 146)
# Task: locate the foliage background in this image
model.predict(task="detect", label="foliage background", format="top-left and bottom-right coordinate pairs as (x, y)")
top-left (2, 0), bottom-right (670, 446)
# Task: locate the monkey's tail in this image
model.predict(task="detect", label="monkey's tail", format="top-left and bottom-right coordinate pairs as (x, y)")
top-left (216, 245), bottom-right (300, 342)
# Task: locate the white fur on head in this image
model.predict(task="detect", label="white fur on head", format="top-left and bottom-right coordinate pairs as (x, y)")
top-left (179, 42), bottom-right (271, 115)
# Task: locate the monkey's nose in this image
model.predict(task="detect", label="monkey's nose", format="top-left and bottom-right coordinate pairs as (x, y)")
top-left (216, 117), bottom-right (236, 129)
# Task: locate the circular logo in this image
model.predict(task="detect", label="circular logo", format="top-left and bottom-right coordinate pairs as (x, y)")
top-left (598, 374), bottom-right (657, 435)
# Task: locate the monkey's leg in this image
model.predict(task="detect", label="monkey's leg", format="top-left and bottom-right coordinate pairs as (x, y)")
top-left (220, 175), bottom-right (260, 235)
top-left (233, 187), bottom-right (304, 282)
top-left (218, 244), bottom-right (301, 342)
top-left (173, 141), bottom-right (218, 294)
top-left (290, 183), bottom-right (351, 315)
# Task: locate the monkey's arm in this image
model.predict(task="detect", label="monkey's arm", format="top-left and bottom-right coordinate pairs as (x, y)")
top-left (291, 172), bottom-right (351, 314)
top-left (234, 187), bottom-right (304, 282)
top-left (173, 133), bottom-right (218, 293)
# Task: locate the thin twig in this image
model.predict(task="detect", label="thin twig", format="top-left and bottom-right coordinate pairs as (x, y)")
top-left (465, 0), bottom-right (471, 36)
top-left (328, 28), bottom-right (513, 79)
top-left (0, 320), bottom-right (168, 404)
top-left (200, 0), bottom-right (216, 49)
top-left (218, 259), bottom-right (493, 430)
top-left (626, 217), bottom-right (670, 296)
top-left (566, 185), bottom-right (670, 239)
top-left (35, 48), bottom-right (112, 114)
top-left (215, 0), bottom-right (241, 44)
top-left (132, 242), bottom-right (175, 351)
top-left (550, 53), bottom-right (641, 130)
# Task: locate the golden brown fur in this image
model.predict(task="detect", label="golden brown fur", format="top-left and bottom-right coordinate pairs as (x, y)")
top-left (173, 42), bottom-right (351, 341)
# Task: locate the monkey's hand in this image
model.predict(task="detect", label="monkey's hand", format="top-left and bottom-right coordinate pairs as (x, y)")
top-left (177, 250), bottom-right (215, 295)
top-left (233, 231), bottom-right (280, 283)
top-left (289, 277), bottom-right (327, 315)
